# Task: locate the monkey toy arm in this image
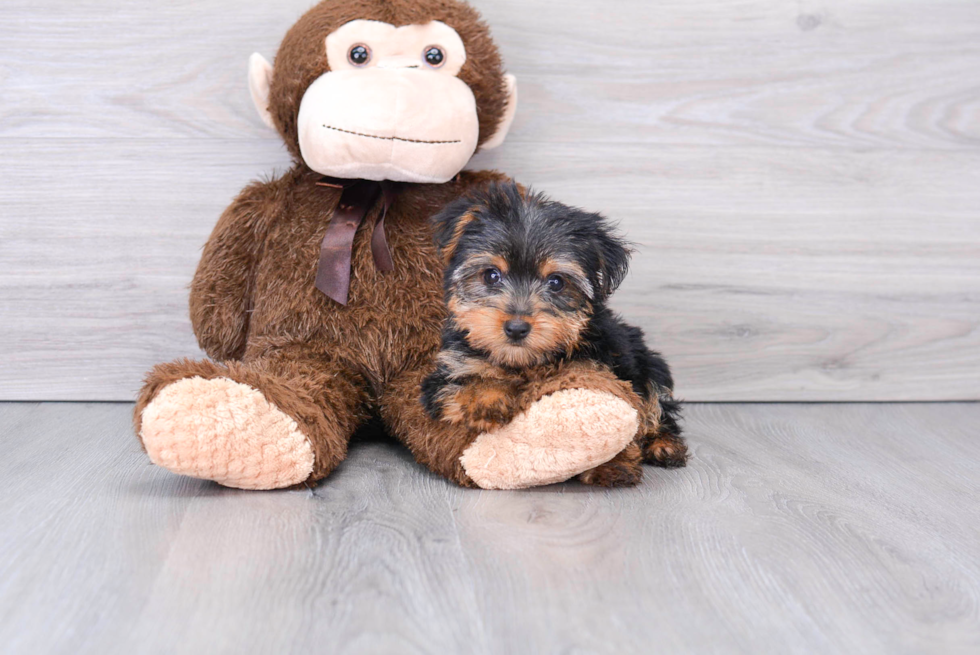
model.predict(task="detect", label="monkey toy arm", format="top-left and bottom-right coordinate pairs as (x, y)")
top-left (189, 179), bottom-right (280, 361)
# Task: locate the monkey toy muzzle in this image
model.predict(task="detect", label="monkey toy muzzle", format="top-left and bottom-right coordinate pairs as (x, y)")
top-left (297, 67), bottom-right (480, 184)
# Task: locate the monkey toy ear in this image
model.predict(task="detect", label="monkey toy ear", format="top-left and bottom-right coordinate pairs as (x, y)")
top-left (248, 53), bottom-right (276, 130)
top-left (480, 74), bottom-right (518, 150)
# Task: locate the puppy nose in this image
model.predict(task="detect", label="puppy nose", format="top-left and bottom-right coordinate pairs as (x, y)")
top-left (504, 319), bottom-right (532, 341)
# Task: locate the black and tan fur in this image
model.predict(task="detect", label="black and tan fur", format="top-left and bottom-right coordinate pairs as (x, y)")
top-left (422, 183), bottom-right (687, 485)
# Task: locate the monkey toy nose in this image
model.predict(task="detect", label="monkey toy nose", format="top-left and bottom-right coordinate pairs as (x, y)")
top-left (504, 319), bottom-right (532, 341)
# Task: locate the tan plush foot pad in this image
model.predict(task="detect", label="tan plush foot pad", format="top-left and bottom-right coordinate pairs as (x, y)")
top-left (460, 389), bottom-right (639, 490)
top-left (140, 377), bottom-right (315, 490)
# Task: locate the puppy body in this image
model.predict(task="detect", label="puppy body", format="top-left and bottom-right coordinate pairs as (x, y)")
top-left (422, 183), bottom-right (686, 484)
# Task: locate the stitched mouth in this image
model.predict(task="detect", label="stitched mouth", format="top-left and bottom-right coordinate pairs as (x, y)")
top-left (323, 124), bottom-right (461, 145)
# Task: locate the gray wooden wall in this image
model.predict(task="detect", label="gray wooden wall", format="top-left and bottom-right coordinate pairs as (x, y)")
top-left (1, 0), bottom-right (978, 401)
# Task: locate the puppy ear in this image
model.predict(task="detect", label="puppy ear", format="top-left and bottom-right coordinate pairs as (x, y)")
top-left (431, 196), bottom-right (480, 264)
top-left (592, 221), bottom-right (632, 300)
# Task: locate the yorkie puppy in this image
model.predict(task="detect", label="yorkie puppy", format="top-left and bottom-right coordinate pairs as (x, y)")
top-left (421, 182), bottom-right (686, 487)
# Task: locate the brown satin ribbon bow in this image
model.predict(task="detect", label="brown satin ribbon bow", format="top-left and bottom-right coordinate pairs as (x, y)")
top-left (314, 176), bottom-right (397, 305)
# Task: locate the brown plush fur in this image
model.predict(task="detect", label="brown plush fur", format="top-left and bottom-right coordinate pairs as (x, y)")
top-left (135, 0), bottom-right (643, 487)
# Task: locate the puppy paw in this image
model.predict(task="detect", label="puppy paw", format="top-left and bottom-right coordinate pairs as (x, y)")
top-left (579, 443), bottom-right (643, 487)
top-left (642, 434), bottom-right (688, 468)
top-left (440, 380), bottom-right (520, 432)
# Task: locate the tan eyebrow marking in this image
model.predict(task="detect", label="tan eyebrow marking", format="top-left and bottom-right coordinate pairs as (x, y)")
top-left (539, 257), bottom-right (586, 280)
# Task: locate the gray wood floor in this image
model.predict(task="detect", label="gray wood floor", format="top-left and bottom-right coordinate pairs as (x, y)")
top-left (1, 403), bottom-right (978, 654)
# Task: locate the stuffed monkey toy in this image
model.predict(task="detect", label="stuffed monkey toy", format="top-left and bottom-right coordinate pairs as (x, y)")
top-left (135, 0), bottom-right (657, 490)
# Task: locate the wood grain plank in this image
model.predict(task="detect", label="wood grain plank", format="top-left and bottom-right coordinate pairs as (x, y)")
top-left (482, 0), bottom-right (980, 149)
top-left (0, 1), bottom-right (977, 149)
top-left (0, 403), bottom-right (491, 655)
top-left (449, 402), bottom-right (980, 654)
top-left (2, 140), bottom-right (977, 401)
top-left (2, 402), bottom-right (979, 653)
top-left (120, 447), bottom-right (491, 654)
top-left (0, 403), bottom-right (206, 653)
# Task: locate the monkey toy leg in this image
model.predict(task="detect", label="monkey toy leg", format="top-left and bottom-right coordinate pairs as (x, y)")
top-left (383, 360), bottom-right (644, 489)
top-left (381, 366), bottom-right (482, 486)
top-left (135, 352), bottom-right (370, 490)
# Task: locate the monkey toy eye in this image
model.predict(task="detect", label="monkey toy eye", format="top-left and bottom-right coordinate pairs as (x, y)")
top-left (348, 44), bottom-right (372, 67)
top-left (424, 46), bottom-right (446, 68)
top-left (546, 274), bottom-right (566, 293)
top-left (483, 267), bottom-right (502, 286)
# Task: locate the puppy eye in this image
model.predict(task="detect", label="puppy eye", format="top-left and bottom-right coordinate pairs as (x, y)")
top-left (546, 274), bottom-right (566, 292)
top-left (424, 46), bottom-right (446, 68)
top-left (483, 267), bottom-right (502, 286)
top-left (348, 44), bottom-right (372, 67)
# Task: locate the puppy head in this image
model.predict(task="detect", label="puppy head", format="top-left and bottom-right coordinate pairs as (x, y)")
top-left (431, 182), bottom-right (631, 367)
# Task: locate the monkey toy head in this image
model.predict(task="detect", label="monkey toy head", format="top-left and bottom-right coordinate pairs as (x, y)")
top-left (247, 0), bottom-right (517, 184)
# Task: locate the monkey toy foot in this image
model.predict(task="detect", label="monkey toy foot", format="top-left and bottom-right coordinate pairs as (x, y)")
top-left (139, 375), bottom-right (315, 490)
top-left (459, 388), bottom-right (639, 490)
